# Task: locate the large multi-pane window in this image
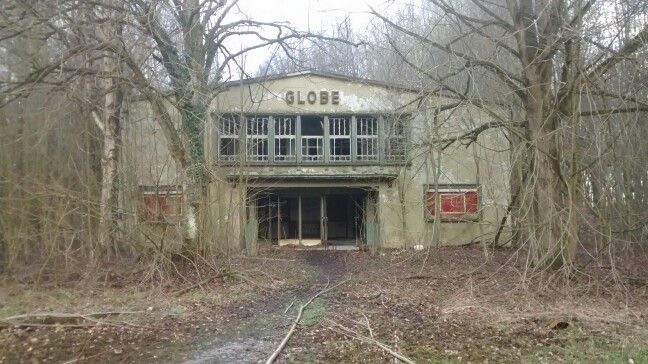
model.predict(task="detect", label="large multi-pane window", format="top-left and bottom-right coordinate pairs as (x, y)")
top-left (217, 113), bottom-right (408, 164)
top-left (356, 117), bottom-right (378, 161)
top-left (301, 116), bottom-right (324, 162)
top-left (386, 115), bottom-right (407, 162)
top-left (274, 116), bottom-right (296, 162)
top-left (246, 116), bottom-right (269, 162)
top-left (329, 117), bottom-right (351, 161)
top-left (218, 116), bottom-right (240, 162)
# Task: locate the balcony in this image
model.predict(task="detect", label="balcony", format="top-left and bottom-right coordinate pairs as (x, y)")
top-left (215, 114), bottom-right (408, 166)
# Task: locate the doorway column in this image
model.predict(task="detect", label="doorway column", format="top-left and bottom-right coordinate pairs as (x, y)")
top-left (298, 194), bottom-right (302, 246)
top-left (321, 195), bottom-right (328, 244)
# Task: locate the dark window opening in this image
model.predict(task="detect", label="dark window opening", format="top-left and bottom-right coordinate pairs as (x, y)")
top-left (220, 138), bottom-right (239, 158)
top-left (301, 115), bottom-right (324, 136)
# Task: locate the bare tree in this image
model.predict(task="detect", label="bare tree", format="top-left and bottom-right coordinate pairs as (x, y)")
top-left (373, 0), bottom-right (648, 271)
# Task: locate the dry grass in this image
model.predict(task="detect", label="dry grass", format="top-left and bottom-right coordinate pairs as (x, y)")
top-left (1, 245), bottom-right (647, 363)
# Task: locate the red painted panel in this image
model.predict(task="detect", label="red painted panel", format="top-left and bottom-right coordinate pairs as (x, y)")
top-left (465, 191), bottom-right (479, 213)
top-left (426, 189), bottom-right (479, 219)
top-left (426, 192), bottom-right (437, 216)
top-left (138, 193), bottom-right (183, 222)
top-left (441, 193), bottom-right (465, 213)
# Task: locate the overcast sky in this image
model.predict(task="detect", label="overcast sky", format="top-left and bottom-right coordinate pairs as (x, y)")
top-left (225, 0), bottom-right (408, 76)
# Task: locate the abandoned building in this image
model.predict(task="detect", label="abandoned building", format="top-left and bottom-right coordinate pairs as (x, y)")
top-left (129, 71), bottom-right (511, 250)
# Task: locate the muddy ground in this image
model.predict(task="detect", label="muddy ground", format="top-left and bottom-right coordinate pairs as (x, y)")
top-left (1, 245), bottom-right (648, 363)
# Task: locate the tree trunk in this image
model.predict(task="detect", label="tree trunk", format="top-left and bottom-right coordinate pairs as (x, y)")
top-left (522, 75), bottom-right (575, 270)
top-left (94, 11), bottom-right (124, 260)
top-left (94, 93), bottom-right (122, 258)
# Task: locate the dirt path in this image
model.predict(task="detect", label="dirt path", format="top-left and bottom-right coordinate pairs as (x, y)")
top-left (184, 251), bottom-right (352, 363)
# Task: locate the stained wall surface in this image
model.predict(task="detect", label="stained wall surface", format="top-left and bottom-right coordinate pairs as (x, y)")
top-left (126, 72), bottom-right (511, 248)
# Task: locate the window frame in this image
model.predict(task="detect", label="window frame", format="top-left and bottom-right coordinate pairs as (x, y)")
top-left (273, 116), bottom-right (296, 162)
top-left (218, 115), bottom-right (241, 162)
top-left (138, 187), bottom-right (183, 224)
top-left (246, 116), bottom-right (269, 162)
top-left (385, 114), bottom-right (409, 162)
top-left (215, 113), bottom-right (410, 165)
top-left (328, 116), bottom-right (352, 162)
top-left (424, 184), bottom-right (481, 222)
top-left (356, 116), bottom-right (379, 162)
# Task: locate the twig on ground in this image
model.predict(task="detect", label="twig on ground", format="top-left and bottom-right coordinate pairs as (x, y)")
top-left (361, 313), bottom-right (374, 338)
top-left (284, 300), bottom-right (295, 314)
top-left (265, 278), bottom-right (349, 364)
top-left (79, 314), bottom-right (149, 329)
top-left (326, 319), bottom-right (415, 364)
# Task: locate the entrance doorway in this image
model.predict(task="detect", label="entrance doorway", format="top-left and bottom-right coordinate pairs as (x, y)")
top-left (254, 187), bottom-right (373, 247)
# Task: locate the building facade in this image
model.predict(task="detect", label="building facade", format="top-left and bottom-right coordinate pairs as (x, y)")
top-left (129, 71), bottom-right (511, 250)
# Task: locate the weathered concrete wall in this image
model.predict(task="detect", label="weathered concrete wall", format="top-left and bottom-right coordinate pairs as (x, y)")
top-left (120, 100), bottom-right (184, 252)
top-left (213, 74), bottom-right (421, 114)
top-left (214, 74), bottom-right (511, 247)
top-left (126, 72), bottom-right (511, 249)
top-left (377, 105), bottom-right (511, 247)
top-left (125, 100), bottom-right (181, 187)
top-left (378, 129), bottom-right (511, 247)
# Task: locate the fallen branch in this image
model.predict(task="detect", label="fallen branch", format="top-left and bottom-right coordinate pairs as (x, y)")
top-left (0, 311), bottom-right (144, 328)
top-left (326, 319), bottom-right (415, 364)
top-left (265, 279), bottom-right (348, 364)
top-left (283, 300), bottom-right (296, 314)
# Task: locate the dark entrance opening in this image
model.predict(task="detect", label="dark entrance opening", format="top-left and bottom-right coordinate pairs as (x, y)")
top-left (325, 194), bottom-right (364, 245)
top-left (253, 187), bottom-right (372, 246)
top-left (301, 197), bottom-right (321, 239)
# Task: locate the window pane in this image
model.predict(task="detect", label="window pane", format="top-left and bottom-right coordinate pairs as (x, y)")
top-left (220, 138), bottom-right (238, 158)
top-left (330, 138), bottom-right (351, 161)
top-left (246, 117), bottom-right (269, 162)
top-left (386, 115), bottom-right (407, 162)
top-left (274, 117), bottom-right (296, 162)
top-left (219, 117), bottom-right (240, 161)
top-left (301, 137), bottom-right (323, 161)
top-left (357, 116), bottom-right (378, 161)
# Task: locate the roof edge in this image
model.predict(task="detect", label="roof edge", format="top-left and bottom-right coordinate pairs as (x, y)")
top-left (219, 70), bottom-right (423, 94)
